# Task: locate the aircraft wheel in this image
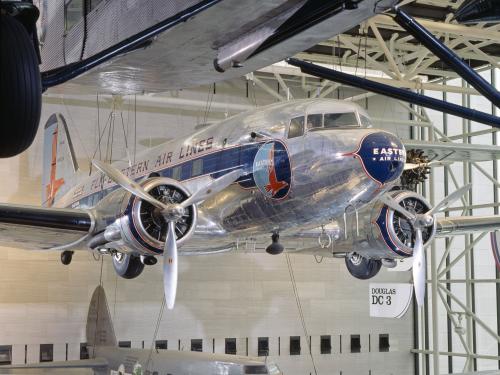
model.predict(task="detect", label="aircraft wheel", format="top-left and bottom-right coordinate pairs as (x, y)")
top-left (345, 253), bottom-right (382, 280)
top-left (112, 252), bottom-right (145, 279)
top-left (0, 14), bottom-right (41, 158)
top-left (61, 251), bottom-right (74, 265)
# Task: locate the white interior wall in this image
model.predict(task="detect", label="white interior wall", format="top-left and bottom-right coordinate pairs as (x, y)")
top-left (0, 78), bottom-right (416, 375)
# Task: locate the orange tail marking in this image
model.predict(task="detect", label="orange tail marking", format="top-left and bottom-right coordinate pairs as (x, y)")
top-left (45, 127), bottom-right (65, 207)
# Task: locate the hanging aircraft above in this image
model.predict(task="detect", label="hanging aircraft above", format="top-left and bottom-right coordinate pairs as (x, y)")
top-left (0, 0), bottom-right (395, 158)
top-left (1, 99), bottom-right (500, 310)
top-left (0, 286), bottom-right (280, 375)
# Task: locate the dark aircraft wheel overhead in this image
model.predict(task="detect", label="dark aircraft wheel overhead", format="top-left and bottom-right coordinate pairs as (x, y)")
top-left (0, 14), bottom-right (42, 158)
top-left (112, 252), bottom-right (145, 279)
top-left (345, 253), bottom-right (382, 280)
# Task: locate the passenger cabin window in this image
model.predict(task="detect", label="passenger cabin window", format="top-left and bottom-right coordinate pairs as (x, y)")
top-left (306, 114), bottom-right (322, 129)
top-left (64, 0), bottom-right (84, 32)
top-left (90, 0), bottom-right (103, 11)
top-left (172, 166), bottom-right (182, 180)
top-left (324, 112), bottom-right (359, 128)
top-left (288, 116), bottom-right (305, 139)
top-left (192, 159), bottom-right (203, 176)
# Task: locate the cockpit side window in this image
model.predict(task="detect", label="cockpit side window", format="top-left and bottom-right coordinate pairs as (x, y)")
top-left (324, 112), bottom-right (359, 128)
top-left (288, 116), bottom-right (305, 139)
top-left (306, 114), bottom-right (322, 129)
top-left (360, 114), bottom-right (372, 127)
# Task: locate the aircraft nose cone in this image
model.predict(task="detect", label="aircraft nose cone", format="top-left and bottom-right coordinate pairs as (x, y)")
top-left (355, 132), bottom-right (405, 185)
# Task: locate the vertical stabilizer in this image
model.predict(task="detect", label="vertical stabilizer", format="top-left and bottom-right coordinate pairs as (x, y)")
top-left (42, 113), bottom-right (79, 207)
top-left (86, 286), bottom-right (117, 349)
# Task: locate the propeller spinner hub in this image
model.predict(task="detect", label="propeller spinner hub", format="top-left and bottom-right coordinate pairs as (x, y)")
top-left (416, 214), bottom-right (434, 228)
top-left (162, 204), bottom-right (185, 221)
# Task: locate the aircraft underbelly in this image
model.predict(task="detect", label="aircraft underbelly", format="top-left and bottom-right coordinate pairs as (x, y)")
top-left (46, 0), bottom-right (392, 94)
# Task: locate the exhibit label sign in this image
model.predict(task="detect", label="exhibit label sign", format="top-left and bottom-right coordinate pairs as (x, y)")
top-left (369, 283), bottom-right (413, 318)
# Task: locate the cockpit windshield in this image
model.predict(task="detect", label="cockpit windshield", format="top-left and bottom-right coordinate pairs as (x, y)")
top-left (305, 112), bottom-right (360, 130)
top-left (324, 112), bottom-right (359, 128)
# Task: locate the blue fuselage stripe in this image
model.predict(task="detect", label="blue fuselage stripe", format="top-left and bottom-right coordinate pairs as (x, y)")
top-left (75, 143), bottom-right (264, 208)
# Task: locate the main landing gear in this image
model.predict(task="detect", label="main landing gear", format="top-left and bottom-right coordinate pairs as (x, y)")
top-left (0, 3), bottom-right (42, 157)
top-left (345, 252), bottom-right (382, 280)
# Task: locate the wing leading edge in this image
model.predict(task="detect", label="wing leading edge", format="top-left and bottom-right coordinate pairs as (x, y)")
top-left (403, 140), bottom-right (500, 163)
top-left (0, 204), bottom-right (93, 250)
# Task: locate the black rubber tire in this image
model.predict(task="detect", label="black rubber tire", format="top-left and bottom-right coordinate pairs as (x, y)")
top-left (345, 253), bottom-right (382, 280)
top-left (0, 14), bottom-right (42, 158)
top-left (61, 251), bottom-right (74, 265)
top-left (112, 253), bottom-right (145, 279)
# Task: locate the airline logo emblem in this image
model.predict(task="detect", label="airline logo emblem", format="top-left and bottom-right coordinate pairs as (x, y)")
top-left (253, 141), bottom-right (291, 199)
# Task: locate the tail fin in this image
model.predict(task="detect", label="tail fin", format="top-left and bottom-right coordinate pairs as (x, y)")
top-left (86, 286), bottom-right (117, 349)
top-left (42, 113), bottom-right (79, 207)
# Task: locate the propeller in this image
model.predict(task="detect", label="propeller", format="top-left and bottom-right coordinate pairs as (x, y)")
top-left (403, 160), bottom-right (452, 170)
top-left (92, 160), bottom-right (243, 309)
top-left (381, 184), bottom-right (472, 306)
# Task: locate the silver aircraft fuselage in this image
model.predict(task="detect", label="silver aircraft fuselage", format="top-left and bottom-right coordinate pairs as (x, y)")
top-left (54, 99), bottom-right (406, 255)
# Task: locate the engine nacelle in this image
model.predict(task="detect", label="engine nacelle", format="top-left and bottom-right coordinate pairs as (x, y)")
top-left (90, 177), bottom-right (197, 256)
top-left (349, 190), bottom-right (436, 259)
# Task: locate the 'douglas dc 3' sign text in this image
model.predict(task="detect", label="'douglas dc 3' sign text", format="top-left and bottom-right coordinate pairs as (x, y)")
top-left (369, 283), bottom-right (413, 319)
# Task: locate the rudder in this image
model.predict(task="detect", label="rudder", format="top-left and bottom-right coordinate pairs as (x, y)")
top-left (86, 286), bottom-right (117, 349)
top-left (42, 113), bottom-right (79, 206)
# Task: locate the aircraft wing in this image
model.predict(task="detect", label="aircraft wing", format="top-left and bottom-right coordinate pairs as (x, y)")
top-left (0, 358), bottom-right (107, 374)
top-left (0, 204), bottom-right (93, 250)
top-left (402, 140), bottom-right (500, 163)
top-left (436, 216), bottom-right (500, 236)
top-left (46, 0), bottom-right (394, 94)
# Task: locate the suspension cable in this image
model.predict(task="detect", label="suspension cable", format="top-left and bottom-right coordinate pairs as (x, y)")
top-left (145, 296), bottom-right (166, 372)
top-left (285, 254), bottom-right (318, 375)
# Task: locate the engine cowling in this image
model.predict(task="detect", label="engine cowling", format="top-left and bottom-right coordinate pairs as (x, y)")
top-left (341, 190), bottom-right (437, 260)
top-left (368, 190), bottom-right (436, 259)
top-left (93, 177), bottom-right (197, 256)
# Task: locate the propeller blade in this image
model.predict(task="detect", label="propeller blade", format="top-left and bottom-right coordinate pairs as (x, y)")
top-left (403, 163), bottom-right (419, 171)
top-left (428, 183), bottom-right (472, 215)
top-left (379, 194), bottom-right (417, 222)
top-left (163, 221), bottom-right (178, 310)
top-left (180, 169), bottom-right (243, 208)
top-left (92, 159), bottom-right (166, 210)
top-left (404, 161), bottom-right (451, 170)
top-left (412, 228), bottom-right (426, 307)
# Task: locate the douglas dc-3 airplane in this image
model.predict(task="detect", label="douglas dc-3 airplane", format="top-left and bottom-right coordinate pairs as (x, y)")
top-left (2, 99), bottom-right (500, 309)
top-left (0, 286), bottom-right (280, 375)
